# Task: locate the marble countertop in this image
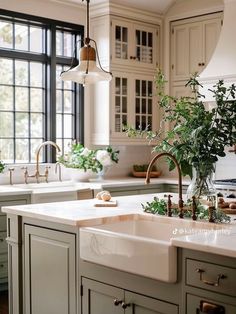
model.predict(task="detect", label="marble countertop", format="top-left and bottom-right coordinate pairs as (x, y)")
top-left (2, 193), bottom-right (236, 258)
top-left (0, 177), bottom-right (189, 196)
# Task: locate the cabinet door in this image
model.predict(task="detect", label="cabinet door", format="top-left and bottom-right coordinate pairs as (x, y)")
top-left (111, 72), bottom-right (158, 143)
top-left (171, 13), bottom-right (222, 83)
top-left (111, 18), bottom-right (158, 69)
top-left (24, 225), bottom-right (76, 314)
top-left (125, 291), bottom-right (178, 314)
top-left (82, 278), bottom-right (123, 314)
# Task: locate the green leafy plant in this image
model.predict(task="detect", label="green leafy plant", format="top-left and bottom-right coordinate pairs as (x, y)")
top-left (133, 164), bottom-right (157, 172)
top-left (58, 143), bottom-right (119, 173)
top-left (0, 160), bottom-right (5, 174)
top-left (126, 70), bottom-right (236, 179)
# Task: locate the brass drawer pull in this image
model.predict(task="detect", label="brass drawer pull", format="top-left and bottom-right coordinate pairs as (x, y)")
top-left (196, 268), bottom-right (227, 287)
top-left (199, 300), bottom-right (225, 313)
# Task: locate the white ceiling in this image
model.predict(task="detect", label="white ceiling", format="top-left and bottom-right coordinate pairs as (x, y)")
top-left (89, 0), bottom-right (176, 14)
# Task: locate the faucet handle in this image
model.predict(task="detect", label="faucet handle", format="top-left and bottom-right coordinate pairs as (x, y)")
top-left (164, 194), bottom-right (173, 217)
top-left (8, 167), bottom-right (15, 185)
top-left (21, 167), bottom-right (28, 184)
top-left (45, 166), bottom-right (51, 183)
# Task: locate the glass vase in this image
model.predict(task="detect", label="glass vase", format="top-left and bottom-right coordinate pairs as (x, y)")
top-left (186, 163), bottom-right (217, 207)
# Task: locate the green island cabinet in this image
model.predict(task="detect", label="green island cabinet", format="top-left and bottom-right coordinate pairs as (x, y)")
top-left (5, 213), bottom-right (236, 314)
top-left (0, 193), bottom-right (31, 291)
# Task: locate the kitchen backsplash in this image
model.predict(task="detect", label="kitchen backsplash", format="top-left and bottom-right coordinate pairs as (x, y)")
top-left (0, 146), bottom-right (235, 185)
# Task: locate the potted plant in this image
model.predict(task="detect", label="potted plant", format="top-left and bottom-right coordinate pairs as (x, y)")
top-left (58, 143), bottom-right (119, 181)
top-left (0, 160), bottom-right (5, 174)
top-left (127, 70), bottom-right (236, 202)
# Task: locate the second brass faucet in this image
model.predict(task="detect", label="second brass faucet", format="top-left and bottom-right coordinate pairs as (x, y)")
top-left (145, 152), bottom-right (184, 218)
top-left (24, 141), bottom-right (61, 183)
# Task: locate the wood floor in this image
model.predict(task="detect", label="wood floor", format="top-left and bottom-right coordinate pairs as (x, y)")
top-left (0, 290), bottom-right (8, 314)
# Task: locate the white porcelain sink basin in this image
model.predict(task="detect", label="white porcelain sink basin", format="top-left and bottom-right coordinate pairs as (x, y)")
top-left (80, 215), bottom-right (224, 283)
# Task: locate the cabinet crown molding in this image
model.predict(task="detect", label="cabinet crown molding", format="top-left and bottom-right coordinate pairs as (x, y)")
top-left (91, 2), bottom-right (162, 25)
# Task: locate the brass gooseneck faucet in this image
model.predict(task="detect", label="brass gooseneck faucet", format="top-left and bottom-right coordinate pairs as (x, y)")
top-left (145, 152), bottom-right (184, 218)
top-left (23, 141), bottom-right (61, 184)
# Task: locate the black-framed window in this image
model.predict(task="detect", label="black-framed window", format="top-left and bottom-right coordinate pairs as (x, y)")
top-left (0, 10), bottom-right (84, 163)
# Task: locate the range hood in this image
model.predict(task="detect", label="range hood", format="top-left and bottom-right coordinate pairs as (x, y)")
top-left (199, 0), bottom-right (236, 101)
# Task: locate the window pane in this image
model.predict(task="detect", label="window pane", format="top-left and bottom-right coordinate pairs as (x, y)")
top-left (0, 112), bottom-right (13, 136)
top-left (0, 86), bottom-right (13, 110)
top-left (56, 65), bottom-right (63, 89)
top-left (0, 58), bottom-right (13, 84)
top-left (0, 138), bottom-right (14, 163)
top-left (15, 24), bottom-right (28, 51)
top-left (30, 26), bottom-right (43, 53)
top-left (64, 114), bottom-right (72, 138)
top-left (31, 113), bottom-right (43, 137)
top-left (15, 87), bottom-right (29, 111)
top-left (15, 139), bottom-right (29, 162)
top-left (31, 88), bottom-right (43, 112)
top-left (56, 90), bottom-right (63, 112)
top-left (56, 30), bottom-right (63, 56)
top-left (15, 112), bottom-right (29, 137)
top-left (64, 32), bottom-right (73, 57)
top-left (31, 138), bottom-right (43, 162)
top-left (0, 21), bottom-right (13, 49)
top-left (63, 139), bottom-right (72, 154)
top-left (15, 60), bottom-right (28, 86)
top-left (30, 62), bottom-right (43, 87)
top-left (64, 91), bottom-right (73, 113)
top-left (56, 114), bottom-right (62, 138)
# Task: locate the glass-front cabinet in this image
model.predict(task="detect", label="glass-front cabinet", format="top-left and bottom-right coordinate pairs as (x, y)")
top-left (111, 72), bottom-right (158, 143)
top-left (112, 18), bottom-right (159, 69)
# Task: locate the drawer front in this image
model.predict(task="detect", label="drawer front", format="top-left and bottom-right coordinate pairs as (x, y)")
top-left (0, 215), bottom-right (6, 231)
top-left (186, 293), bottom-right (236, 314)
top-left (0, 231), bottom-right (7, 253)
top-left (186, 258), bottom-right (236, 297)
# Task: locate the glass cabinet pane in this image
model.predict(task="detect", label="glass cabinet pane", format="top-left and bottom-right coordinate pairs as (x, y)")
top-left (114, 76), bottom-right (128, 132)
top-left (115, 25), bottom-right (128, 60)
top-left (135, 29), bottom-right (153, 64)
top-left (135, 79), bottom-right (153, 131)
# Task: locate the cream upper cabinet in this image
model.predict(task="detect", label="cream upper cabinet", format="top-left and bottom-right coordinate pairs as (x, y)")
top-left (111, 18), bottom-right (159, 70)
top-left (91, 71), bottom-right (158, 145)
top-left (90, 10), bottom-right (161, 145)
top-left (171, 12), bottom-right (222, 83)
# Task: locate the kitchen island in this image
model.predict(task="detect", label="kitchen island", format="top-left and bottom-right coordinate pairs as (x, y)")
top-left (2, 194), bottom-right (236, 314)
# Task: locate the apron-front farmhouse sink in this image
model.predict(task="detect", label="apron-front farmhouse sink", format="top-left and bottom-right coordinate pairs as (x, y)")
top-left (80, 214), bottom-right (225, 283)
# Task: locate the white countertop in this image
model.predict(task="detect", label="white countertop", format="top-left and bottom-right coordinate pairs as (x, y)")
top-left (2, 193), bottom-right (236, 258)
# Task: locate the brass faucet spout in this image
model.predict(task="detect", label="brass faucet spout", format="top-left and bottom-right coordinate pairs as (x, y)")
top-left (145, 152), bottom-right (184, 218)
top-left (35, 141), bottom-right (61, 182)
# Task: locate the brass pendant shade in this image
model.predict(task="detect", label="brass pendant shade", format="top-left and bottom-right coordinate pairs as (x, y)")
top-left (60, 0), bottom-right (112, 86)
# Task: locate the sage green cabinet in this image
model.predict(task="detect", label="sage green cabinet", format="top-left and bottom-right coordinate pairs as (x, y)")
top-left (82, 277), bottom-right (178, 314)
top-left (182, 249), bottom-right (236, 314)
top-left (0, 194), bottom-right (30, 291)
top-left (24, 225), bottom-right (76, 314)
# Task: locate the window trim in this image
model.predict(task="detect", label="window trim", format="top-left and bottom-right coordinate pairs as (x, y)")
top-left (0, 9), bottom-right (84, 163)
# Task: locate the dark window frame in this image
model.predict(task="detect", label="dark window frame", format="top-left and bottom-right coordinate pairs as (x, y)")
top-left (0, 9), bottom-right (84, 163)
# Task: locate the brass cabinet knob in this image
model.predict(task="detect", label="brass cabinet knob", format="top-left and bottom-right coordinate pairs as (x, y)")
top-left (121, 302), bottom-right (131, 309)
top-left (113, 299), bottom-right (122, 306)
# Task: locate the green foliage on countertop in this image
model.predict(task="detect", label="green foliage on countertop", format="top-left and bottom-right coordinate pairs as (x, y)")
top-left (142, 197), bottom-right (231, 223)
top-left (0, 160), bottom-right (5, 174)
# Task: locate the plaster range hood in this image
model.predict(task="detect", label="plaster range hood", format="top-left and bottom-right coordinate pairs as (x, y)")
top-left (199, 0), bottom-right (236, 101)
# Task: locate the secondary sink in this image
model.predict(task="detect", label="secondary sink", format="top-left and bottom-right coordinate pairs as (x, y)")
top-left (80, 215), bottom-right (225, 283)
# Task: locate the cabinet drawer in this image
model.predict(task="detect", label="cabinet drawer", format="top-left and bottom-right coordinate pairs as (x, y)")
top-left (0, 215), bottom-right (6, 231)
top-left (186, 293), bottom-right (236, 314)
top-left (186, 258), bottom-right (236, 297)
top-left (0, 231), bottom-right (7, 253)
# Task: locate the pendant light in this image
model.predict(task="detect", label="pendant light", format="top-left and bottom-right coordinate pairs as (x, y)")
top-left (60, 0), bottom-right (112, 86)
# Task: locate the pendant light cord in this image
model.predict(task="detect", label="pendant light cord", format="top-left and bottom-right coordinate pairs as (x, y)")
top-left (61, 0), bottom-right (112, 79)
